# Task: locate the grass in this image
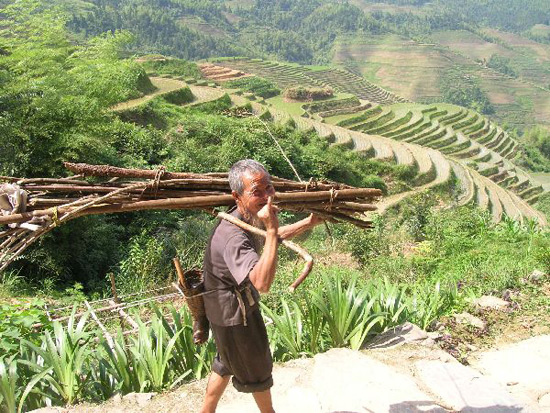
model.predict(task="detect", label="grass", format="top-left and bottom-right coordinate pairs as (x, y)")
top-left (111, 77), bottom-right (187, 111)
top-left (265, 95), bottom-right (305, 116)
top-left (264, 92), bottom-right (355, 117)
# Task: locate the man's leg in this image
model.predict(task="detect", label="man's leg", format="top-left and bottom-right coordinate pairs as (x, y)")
top-left (200, 371), bottom-right (231, 413)
top-left (252, 389), bottom-right (275, 413)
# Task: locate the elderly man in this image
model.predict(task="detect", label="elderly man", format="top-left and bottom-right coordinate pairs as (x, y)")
top-left (200, 159), bottom-right (323, 413)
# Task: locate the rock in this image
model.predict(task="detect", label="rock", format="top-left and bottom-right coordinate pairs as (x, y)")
top-left (310, 348), bottom-right (445, 413)
top-left (109, 393), bottom-right (123, 405)
top-left (473, 335), bottom-right (550, 398)
top-left (122, 392), bottom-right (157, 407)
top-left (218, 348), bottom-right (446, 413)
top-left (454, 312), bottom-right (486, 330)
top-left (471, 295), bottom-right (510, 310)
top-left (539, 392), bottom-right (550, 408)
top-left (529, 269), bottom-right (546, 282)
top-left (365, 322), bottom-right (428, 349)
top-left (415, 359), bottom-right (527, 411)
top-left (28, 408), bottom-right (65, 413)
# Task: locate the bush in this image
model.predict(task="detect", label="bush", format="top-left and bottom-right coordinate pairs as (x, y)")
top-left (162, 87), bottom-right (194, 105)
top-left (224, 77), bottom-right (280, 98)
top-left (140, 57), bottom-right (202, 79)
top-left (283, 86), bottom-right (334, 101)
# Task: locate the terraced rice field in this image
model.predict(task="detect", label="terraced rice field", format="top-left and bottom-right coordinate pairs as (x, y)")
top-left (321, 101), bottom-right (550, 208)
top-left (199, 63), bottom-right (249, 82)
top-left (111, 77), bottom-right (225, 111)
top-left (308, 97), bottom-right (544, 209)
top-left (212, 58), bottom-right (407, 105)
top-left (111, 77), bottom-right (186, 111)
top-left (332, 33), bottom-right (550, 129)
top-left (432, 29), bottom-right (550, 88)
top-left (228, 91), bottom-right (547, 225)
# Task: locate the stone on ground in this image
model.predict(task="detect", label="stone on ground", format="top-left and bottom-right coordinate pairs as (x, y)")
top-left (470, 295), bottom-right (510, 310)
top-left (217, 348), bottom-right (445, 413)
top-left (472, 335), bottom-right (550, 410)
top-left (453, 312), bottom-right (487, 329)
top-left (528, 269), bottom-right (546, 282)
top-left (415, 359), bottom-right (527, 412)
top-left (366, 322), bottom-right (429, 349)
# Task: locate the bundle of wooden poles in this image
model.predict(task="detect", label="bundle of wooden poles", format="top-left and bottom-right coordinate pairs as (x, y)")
top-left (0, 162), bottom-right (382, 272)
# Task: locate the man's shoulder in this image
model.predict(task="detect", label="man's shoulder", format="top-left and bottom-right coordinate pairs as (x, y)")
top-left (211, 219), bottom-right (248, 250)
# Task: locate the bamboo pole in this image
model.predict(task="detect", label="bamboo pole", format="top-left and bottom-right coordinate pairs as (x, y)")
top-left (64, 162), bottom-right (209, 180)
top-left (85, 301), bottom-right (115, 351)
top-left (108, 299), bottom-right (139, 330)
top-left (173, 257), bottom-right (185, 287)
top-left (0, 188), bottom-right (380, 226)
top-left (63, 163), bottom-right (353, 191)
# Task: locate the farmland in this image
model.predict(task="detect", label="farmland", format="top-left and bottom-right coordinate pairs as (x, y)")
top-left (332, 32), bottom-right (550, 130)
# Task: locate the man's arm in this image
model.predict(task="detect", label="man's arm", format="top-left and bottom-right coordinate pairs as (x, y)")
top-left (278, 214), bottom-right (324, 240)
top-left (248, 197), bottom-right (279, 293)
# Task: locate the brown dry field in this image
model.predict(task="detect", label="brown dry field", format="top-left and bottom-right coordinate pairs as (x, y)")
top-left (487, 91), bottom-right (514, 105)
top-left (333, 35), bottom-right (550, 128)
top-left (333, 38), bottom-right (455, 100)
top-left (432, 30), bottom-right (514, 62)
top-left (485, 28), bottom-right (550, 63)
top-left (349, 0), bottom-right (428, 15)
top-left (433, 29), bottom-right (550, 89)
top-left (178, 17), bottom-right (230, 39)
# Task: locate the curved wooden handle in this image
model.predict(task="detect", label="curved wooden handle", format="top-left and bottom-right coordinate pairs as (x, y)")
top-left (217, 212), bottom-right (314, 292)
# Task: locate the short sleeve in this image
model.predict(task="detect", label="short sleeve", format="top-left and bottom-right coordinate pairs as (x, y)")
top-left (223, 233), bottom-right (260, 285)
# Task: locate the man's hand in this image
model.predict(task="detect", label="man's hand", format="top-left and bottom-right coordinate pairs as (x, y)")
top-left (257, 196), bottom-right (279, 231)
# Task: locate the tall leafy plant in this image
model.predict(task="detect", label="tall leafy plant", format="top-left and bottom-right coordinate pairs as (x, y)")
top-left (20, 310), bottom-right (92, 406)
top-left (0, 357), bottom-right (18, 413)
top-left (311, 273), bottom-right (385, 350)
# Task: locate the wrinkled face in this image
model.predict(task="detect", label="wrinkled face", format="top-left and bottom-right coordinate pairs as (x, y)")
top-left (233, 170), bottom-right (275, 219)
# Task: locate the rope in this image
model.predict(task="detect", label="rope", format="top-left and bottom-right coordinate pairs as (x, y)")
top-left (150, 166), bottom-right (166, 196)
top-left (51, 207), bottom-right (60, 227)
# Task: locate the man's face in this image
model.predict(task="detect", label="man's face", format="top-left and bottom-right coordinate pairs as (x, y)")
top-left (234, 171), bottom-right (275, 218)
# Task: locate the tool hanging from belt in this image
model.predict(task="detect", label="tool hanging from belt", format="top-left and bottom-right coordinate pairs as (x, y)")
top-left (234, 283), bottom-right (256, 326)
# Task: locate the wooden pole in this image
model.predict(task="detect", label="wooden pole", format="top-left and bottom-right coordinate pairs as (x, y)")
top-left (0, 188), bottom-right (380, 225)
top-left (85, 300), bottom-right (115, 352)
top-left (173, 257), bottom-right (186, 287)
top-left (109, 273), bottom-right (119, 303)
top-left (217, 212), bottom-right (314, 292)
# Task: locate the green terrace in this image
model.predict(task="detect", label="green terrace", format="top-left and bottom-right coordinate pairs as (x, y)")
top-left (228, 92), bottom-right (546, 225)
top-left (211, 58), bottom-right (408, 105)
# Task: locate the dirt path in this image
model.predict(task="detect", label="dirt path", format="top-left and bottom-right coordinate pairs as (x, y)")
top-left (111, 77), bottom-right (186, 111)
top-left (110, 78), bottom-right (226, 112)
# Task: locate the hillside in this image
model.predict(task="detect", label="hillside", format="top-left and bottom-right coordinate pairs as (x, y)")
top-left (39, 0), bottom-right (550, 133)
top-left (3, 2), bottom-right (550, 412)
top-left (332, 32), bottom-right (550, 130)
top-left (206, 58), bottom-right (548, 220)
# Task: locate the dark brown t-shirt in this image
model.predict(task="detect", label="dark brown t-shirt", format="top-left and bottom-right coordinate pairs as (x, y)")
top-left (203, 208), bottom-right (261, 326)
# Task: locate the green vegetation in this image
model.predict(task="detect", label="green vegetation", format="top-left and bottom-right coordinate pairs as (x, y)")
top-left (282, 86), bottom-right (334, 101)
top-left (224, 76), bottom-right (280, 98)
top-left (139, 57), bottom-right (202, 79)
top-left (440, 68), bottom-right (495, 115)
top-left (161, 86), bottom-right (194, 105)
top-left (487, 54), bottom-right (518, 78)
top-left (517, 126), bottom-right (550, 172)
top-left (303, 96), bottom-right (360, 113)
